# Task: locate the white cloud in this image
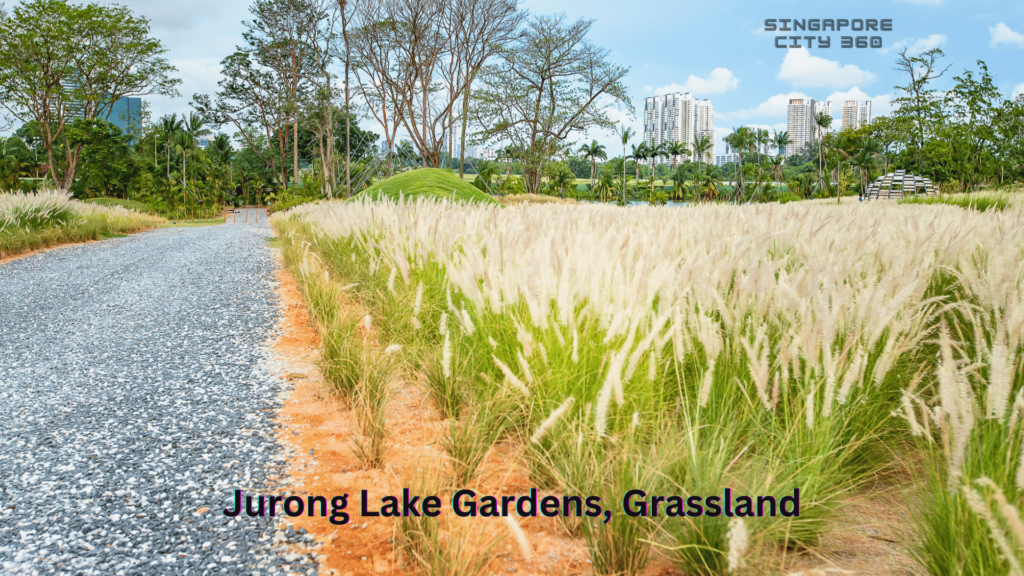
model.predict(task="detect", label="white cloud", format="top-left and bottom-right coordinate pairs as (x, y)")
top-left (722, 92), bottom-right (808, 121)
top-left (990, 23), bottom-right (1024, 49)
top-left (652, 68), bottom-right (740, 96)
top-left (1013, 83), bottom-right (1024, 98)
top-left (880, 34), bottom-right (948, 55)
top-left (776, 48), bottom-right (877, 89)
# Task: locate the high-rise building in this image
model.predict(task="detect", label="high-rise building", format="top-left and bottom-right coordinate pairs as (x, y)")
top-left (643, 93), bottom-right (714, 164)
top-left (841, 100), bottom-right (872, 130)
top-left (786, 99), bottom-right (833, 157)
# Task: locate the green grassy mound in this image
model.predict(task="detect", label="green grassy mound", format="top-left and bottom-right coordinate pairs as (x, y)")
top-left (84, 197), bottom-right (151, 212)
top-left (359, 168), bottom-right (497, 204)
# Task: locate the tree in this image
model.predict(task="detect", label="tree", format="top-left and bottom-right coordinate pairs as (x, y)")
top-left (473, 14), bottom-right (631, 195)
top-left (666, 140), bottom-right (689, 174)
top-left (644, 141), bottom-right (666, 196)
top-left (159, 114), bottom-right (184, 182)
top-left (814, 111), bottom-right (833, 191)
top-left (68, 118), bottom-right (138, 198)
top-left (0, 0), bottom-right (180, 190)
top-left (177, 113), bottom-right (210, 202)
top-left (632, 142), bottom-right (648, 183)
top-left (354, 0), bottom-right (523, 170)
top-left (850, 137), bottom-right (881, 199)
top-left (690, 133), bottom-right (713, 176)
top-left (892, 47), bottom-right (949, 174)
top-left (723, 127), bottom-right (754, 201)
top-left (944, 61), bottom-right (1003, 192)
top-left (195, 0), bottom-right (322, 188)
top-left (578, 140), bottom-right (607, 190)
top-left (772, 130), bottom-right (791, 159)
top-left (617, 126), bottom-right (634, 204)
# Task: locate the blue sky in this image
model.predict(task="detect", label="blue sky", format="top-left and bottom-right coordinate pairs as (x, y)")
top-left (33, 0), bottom-right (1024, 157)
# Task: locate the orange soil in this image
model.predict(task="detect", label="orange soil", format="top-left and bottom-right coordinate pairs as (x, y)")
top-left (269, 260), bottom-right (920, 576)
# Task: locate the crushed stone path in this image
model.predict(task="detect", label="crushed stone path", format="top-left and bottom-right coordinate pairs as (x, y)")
top-left (0, 221), bottom-right (318, 575)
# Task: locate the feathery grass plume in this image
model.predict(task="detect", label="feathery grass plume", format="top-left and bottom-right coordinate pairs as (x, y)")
top-left (699, 360), bottom-right (716, 408)
top-left (976, 478), bottom-right (1024, 547)
top-left (413, 281), bottom-right (424, 317)
top-left (836, 350), bottom-right (866, 406)
top-left (488, 336), bottom-right (498, 348)
top-left (384, 344), bottom-right (402, 355)
top-left (538, 341), bottom-right (549, 365)
top-left (596, 349), bottom-right (628, 436)
top-left (531, 397), bottom-right (575, 444)
top-left (937, 321), bottom-right (974, 483)
top-left (517, 351), bottom-right (535, 385)
top-left (442, 332), bottom-right (452, 379)
top-left (726, 518), bottom-right (749, 573)
top-left (410, 316), bottom-right (422, 330)
top-left (987, 328), bottom-right (1014, 420)
top-left (360, 314), bottom-right (373, 336)
top-left (503, 515), bottom-right (534, 561)
top-left (439, 311), bottom-right (448, 336)
top-left (459, 307), bottom-right (475, 335)
top-left (387, 266), bottom-right (397, 293)
top-left (572, 328), bottom-right (579, 363)
top-left (492, 354), bottom-right (529, 396)
top-left (962, 483), bottom-right (1024, 576)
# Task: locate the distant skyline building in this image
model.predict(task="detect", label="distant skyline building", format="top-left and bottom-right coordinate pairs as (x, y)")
top-left (841, 100), bottom-right (872, 130)
top-left (715, 152), bottom-right (740, 166)
top-left (786, 98), bottom-right (833, 157)
top-left (643, 92), bottom-right (715, 165)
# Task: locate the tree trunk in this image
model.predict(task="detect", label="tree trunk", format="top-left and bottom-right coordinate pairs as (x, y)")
top-left (343, 5), bottom-right (352, 198)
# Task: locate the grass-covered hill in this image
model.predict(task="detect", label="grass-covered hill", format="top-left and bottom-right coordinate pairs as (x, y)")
top-left (359, 168), bottom-right (497, 204)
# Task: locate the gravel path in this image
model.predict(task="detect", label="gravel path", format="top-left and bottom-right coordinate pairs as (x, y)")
top-left (0, 222), bottom-right (319, 575)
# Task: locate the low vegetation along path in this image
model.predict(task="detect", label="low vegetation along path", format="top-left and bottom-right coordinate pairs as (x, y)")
top-left (0, 222), bottom-right (317, 575)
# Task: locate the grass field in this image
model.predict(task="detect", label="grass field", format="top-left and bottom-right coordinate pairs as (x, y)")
top-left (84, 197), bottom-right (151, 212)
top-left (1, 190), bottom-right (164, 259)
top-left (362, 169), bottom-right (497, 204)
top-left (274, 196), bottom-right (1024, 574)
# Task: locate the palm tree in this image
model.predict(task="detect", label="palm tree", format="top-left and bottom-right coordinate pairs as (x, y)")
top-left (160, 114), bottom-right (183, 181)
top-left (814, 111), bottom-right (833, 191)
top-left (671, 165), bottom-right (689, 201)
top-left (176, 113), bottom-right (210, 203)
top-left (646, 141), bottom-right (667, 196)
top-left (631, 142), bottom-right (648, 187)
top-left (593, 170), bottom-right (616, 201)
top-left (618, 126), bottom-right (634, 204)
top-left (723, 127), bottom-right (755, 202)
top-left (578, 140), bottom-right (607, 191)
top-left (473, 159), bottom-right (501, 193)
top-left (754, 129), bottom-right (769, 163)
top-left (694, 163), bottom-right (723, 203)
top-left (175, 131), bottom-right (198, 203)
top-left (773, 130), bottom-right (792, 159)
top-left (690, 133), bottom-right (713, 176)
top-left (850, 137), bottom-right (882, 200)
top-left (666, 141), bottom-right (689, 172)
top-left (771, 155), bottom-right (785, 184)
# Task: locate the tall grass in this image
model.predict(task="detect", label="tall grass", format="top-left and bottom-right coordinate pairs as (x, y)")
top-left (897, 192), bottom-right (1013, 212)
top-left (1, 190), bottom-right (163, 258)
top-left (274, 196), bottom-right (1024, 574)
